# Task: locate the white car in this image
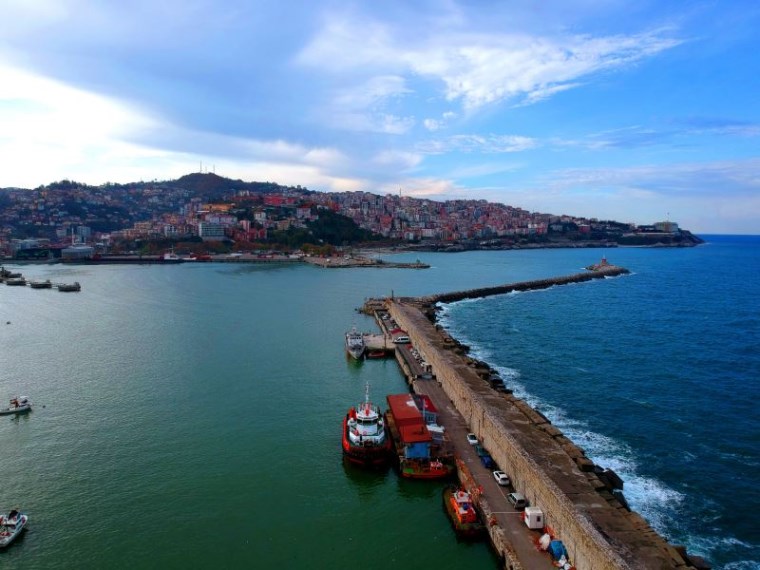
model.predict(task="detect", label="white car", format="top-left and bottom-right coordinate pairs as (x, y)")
top-left (466, 433), bottom-right (478, 445)
top-left (493, 470), bottom-right (510, 486)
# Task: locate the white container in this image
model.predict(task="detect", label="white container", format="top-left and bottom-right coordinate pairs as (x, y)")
top-left (524, 506), bottom-right (544, 529)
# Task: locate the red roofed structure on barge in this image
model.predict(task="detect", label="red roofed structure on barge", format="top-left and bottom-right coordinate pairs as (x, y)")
top-left (385, 393), bottom-right (454, 479)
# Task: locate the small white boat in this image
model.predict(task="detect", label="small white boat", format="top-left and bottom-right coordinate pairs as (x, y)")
top-left (0, 397), bottom-right (31, 416)
top-left (162, 248), bottom-right (182, 262)
top-left (0, 510), bottom-right (28, 548)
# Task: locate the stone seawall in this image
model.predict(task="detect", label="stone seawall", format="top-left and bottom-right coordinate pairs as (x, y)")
top-left (379, 267), bottom-right (707, 570)
top-left (425, 265), bottom-right (629, 305)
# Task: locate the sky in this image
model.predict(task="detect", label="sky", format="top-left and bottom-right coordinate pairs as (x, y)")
top-left (1, 1), bottom-right (759, 234)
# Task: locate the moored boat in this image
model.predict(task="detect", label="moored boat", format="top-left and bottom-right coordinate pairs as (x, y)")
top-left (345, 326), bottom-right (365, 360)
top-left (0, 397), bottom-right (31, 416)
top-left (29, 279), bottom-right (52, 289)
top-left (342, 384), bottom-right (391, 468)
top-left (0, 267), bottom-right (22, 280)
top-left (57, 281), bottom-right (81, 292)
top-left (5, 277), bottom-right (26, 286)
top-left (443, 486), bottom-right (485, 538)
top-left (0, 510), bottom-right (28, 548)
top-left (385, 393), bottom-right (454, 479)
top-left (365, 349), bottom-right (389, 359)
top-left (400, 457), bottom-right (453, 479)
top-left (162, 248), bottom-right (183, 263)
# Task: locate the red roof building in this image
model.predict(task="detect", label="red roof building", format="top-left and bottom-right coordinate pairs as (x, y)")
top-left (387, 393), bottom-right (423, 429)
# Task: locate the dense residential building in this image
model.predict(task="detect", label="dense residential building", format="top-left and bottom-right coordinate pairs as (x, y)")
top-left (0, 174), bottom-right (699, 255)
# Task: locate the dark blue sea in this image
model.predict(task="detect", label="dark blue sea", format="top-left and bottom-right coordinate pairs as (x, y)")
top-left (438, 236), bottom-right (760, 569)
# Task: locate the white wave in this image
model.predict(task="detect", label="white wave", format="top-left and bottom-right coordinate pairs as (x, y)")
top-left (723, 561), bottom-right (760, 570)
top-left (686, 535), bottom-right (759, 570)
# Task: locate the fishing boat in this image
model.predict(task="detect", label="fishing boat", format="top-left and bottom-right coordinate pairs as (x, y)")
top-left (400, 457), bottom-right (453, 479)
top-left (344, 326), bottom-right (365, 360)
top-left (0, 510), bottom-right (28, 548)
top-left (443, 486), bottom-right (484, 538)
top-left (342, 384), bottom-right (391, 468)
top-left (365, 349), bottom-right (389, 359)
top-left (0, 397), bottom-right (31, 416)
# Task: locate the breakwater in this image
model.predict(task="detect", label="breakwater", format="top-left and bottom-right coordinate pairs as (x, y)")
top-left (422, 264), bottom-right (629, 305)
top-left (368, 265), bottom-right (709, 570)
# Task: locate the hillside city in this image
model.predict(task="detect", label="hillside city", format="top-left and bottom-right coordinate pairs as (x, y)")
top-left (0, 173), bottom-right (701, 259)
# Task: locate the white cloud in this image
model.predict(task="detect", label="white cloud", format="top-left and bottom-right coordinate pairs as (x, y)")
top-left (407, 30), bottom-right (681, 110)
top-left (423, 111), bottom-right (458, 131)
top-left (334, 75), bottom-right (410, 108)
top-left (417, 134), bottom-right (537, 154)
top-left (299, 11), bottom-right (681, 111)
top-left (0, 61), bottom-right (366, 191)
top-left (295, 13), bottom-right (397, 72)
top-left (371, 150), bottom-right (422, 170)
top-left (328, 76), bottom-right (415, 134)
top-left (387, 177), bottom-right (462, 199)
top-left (0, 61), bottom-right (163, 186)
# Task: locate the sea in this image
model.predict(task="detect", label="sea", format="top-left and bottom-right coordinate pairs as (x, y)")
top-left (1, 236), bottom-right (758, 569)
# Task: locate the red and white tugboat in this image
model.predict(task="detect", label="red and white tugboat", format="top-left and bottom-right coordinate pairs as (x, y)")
top-left (342, 384), bottom-right (391, 468)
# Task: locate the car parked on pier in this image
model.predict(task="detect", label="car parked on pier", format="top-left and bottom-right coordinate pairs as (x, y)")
top-left (493, 470), bottom-right (510, 486)
top-left (507, 492), bottom-right (527, 510)
top-left (466, 433), bottom-right (478, 445)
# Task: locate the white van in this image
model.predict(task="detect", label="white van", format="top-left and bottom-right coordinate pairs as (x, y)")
top-left (393, 336), bottom-right (410, 344)
top-left (507, 492), bottom-right (528, 510)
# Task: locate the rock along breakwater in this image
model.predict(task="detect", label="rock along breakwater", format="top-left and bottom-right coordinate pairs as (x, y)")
top-left (366, 263), bottom-right (710, 570)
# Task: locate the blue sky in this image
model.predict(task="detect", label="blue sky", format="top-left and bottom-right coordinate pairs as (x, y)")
top-left (1, 1), bottom-right (759, 233)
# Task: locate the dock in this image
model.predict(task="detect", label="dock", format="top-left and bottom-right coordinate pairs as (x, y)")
top-left (362, 265), bottom-right (710, 570)
top-left (305, 255), bottom-right (429, 269)
top-left (0, 268), bottom-right (81, 292)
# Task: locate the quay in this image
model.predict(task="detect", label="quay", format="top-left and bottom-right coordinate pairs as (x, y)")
top-left (362, 265), bottom-right (710, 570)
top-left (0, 267), bottom-right (80, 291)
top-left (4, 253), bottom-right (429, 269)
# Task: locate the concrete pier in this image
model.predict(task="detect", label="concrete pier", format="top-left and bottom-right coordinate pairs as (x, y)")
top-left (364, 265), bottom-right (710, 570)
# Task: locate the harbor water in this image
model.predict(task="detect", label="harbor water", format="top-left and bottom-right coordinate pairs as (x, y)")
top-left (2, 237), bottom-right (758, 569)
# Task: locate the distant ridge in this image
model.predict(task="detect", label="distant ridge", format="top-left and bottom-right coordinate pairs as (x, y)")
top-left (172, 172), bottom-right (306, 200)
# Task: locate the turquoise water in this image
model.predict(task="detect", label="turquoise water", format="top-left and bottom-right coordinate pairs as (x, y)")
top-left (2, 259), bottom-right (503, 569)
top-left (1, 241), bottom-right (757, 568)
